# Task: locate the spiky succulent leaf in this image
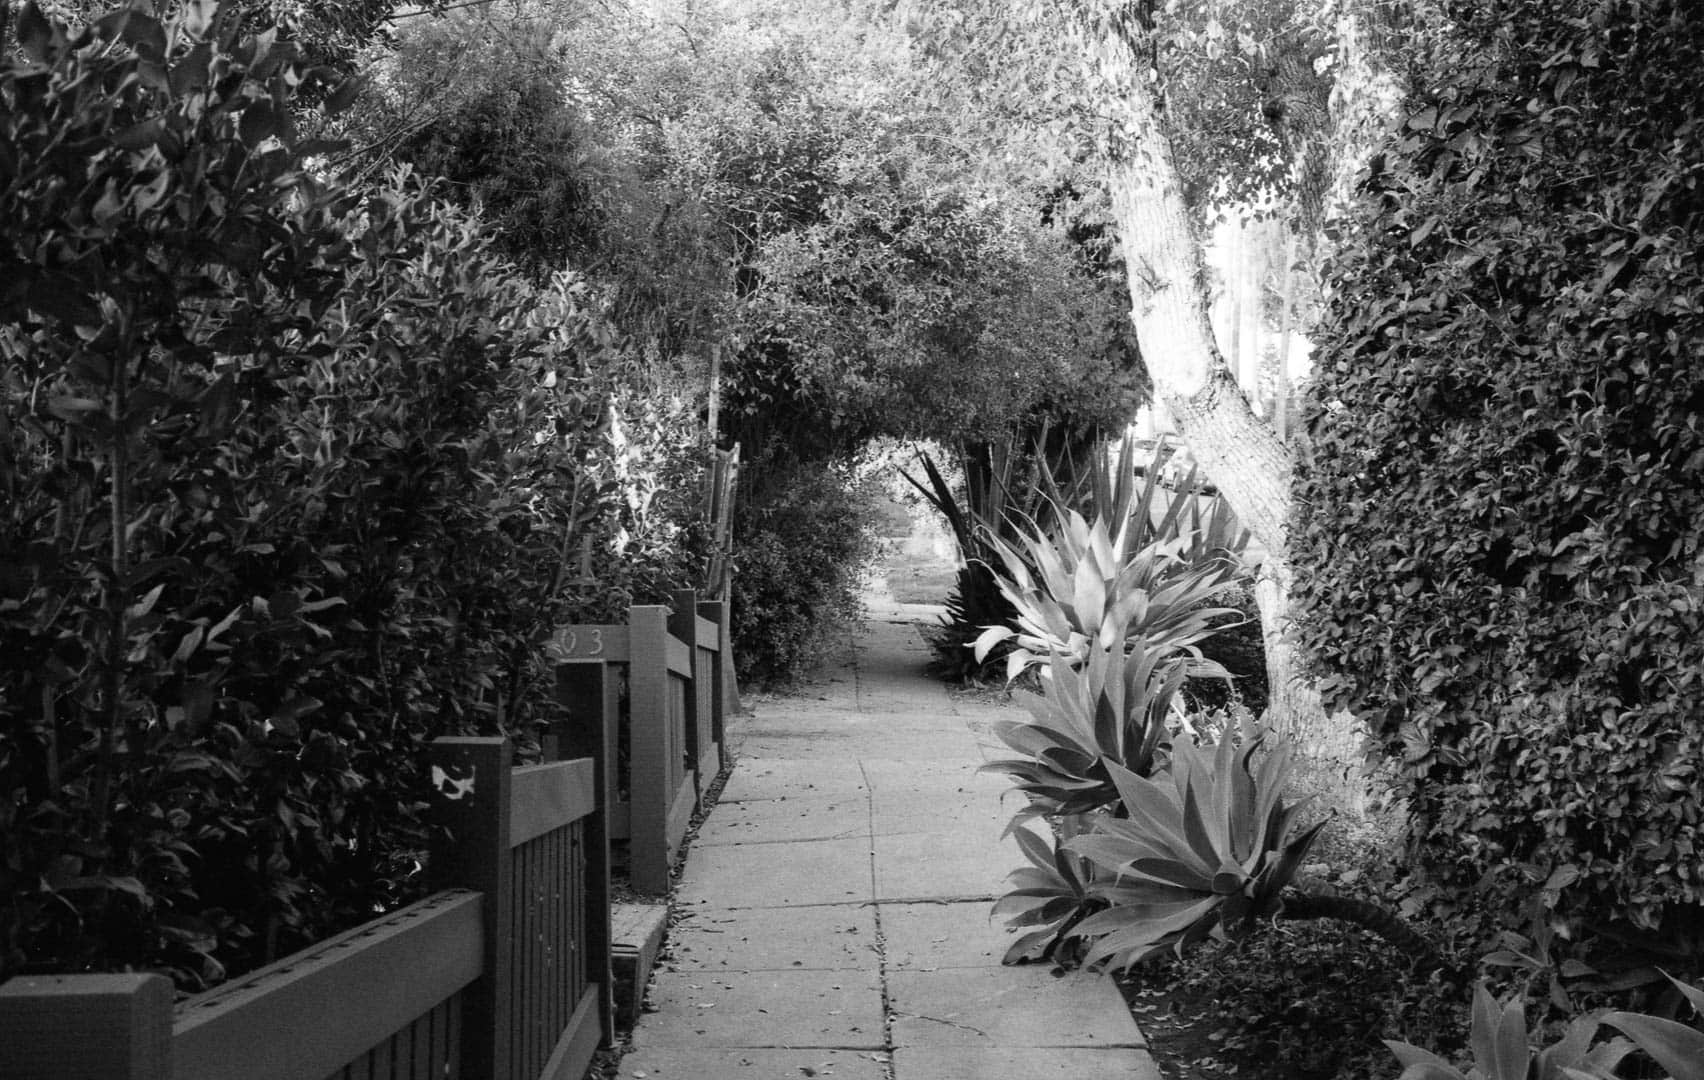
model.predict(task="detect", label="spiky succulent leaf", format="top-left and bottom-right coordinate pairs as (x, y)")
top-left (1384, 1041), bottom-right (1470, 1080)
top-left (1057, 728), bottom-right (1329, 968)
top-left (1600, 1011), bottom-right (1704, 1080)
top-left (992, 820), bottom-right (1104, 965)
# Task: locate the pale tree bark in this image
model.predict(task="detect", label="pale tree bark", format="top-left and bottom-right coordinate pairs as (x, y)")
top-left (1090, 17), bottom-right (1355, 765)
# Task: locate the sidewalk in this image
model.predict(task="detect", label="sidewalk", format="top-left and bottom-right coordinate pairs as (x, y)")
top-left (616, 601), bottom-right (1159, 1080)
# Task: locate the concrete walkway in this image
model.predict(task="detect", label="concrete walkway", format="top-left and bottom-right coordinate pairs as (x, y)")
top-left (616, 603), bottom-right (1158, 1080)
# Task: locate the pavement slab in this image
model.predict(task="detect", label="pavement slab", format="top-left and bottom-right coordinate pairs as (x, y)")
top-left (890, 1047), bottom-right (1164, 1080)
top-left (693, 794), bottom-right (870, 847)
top-left (674, 837), bottom-right (873, 908)
top-left (873, 831), bottom-right (1015, 901)
top-left (633, 968), bottom-right (885, 1049)
top-left (668, 906), bottom-right (879, 971)
top-left (617, 1048), bottom-right (889, 1080)
top-left (718, 759), bottom-right (870, 802)
top-left (878, 901), bottom-right (1009, 970)
top-left (618, 608), bottom-right (1157, 1079)
top-left (887, 967), bottom-right (1145, 1048)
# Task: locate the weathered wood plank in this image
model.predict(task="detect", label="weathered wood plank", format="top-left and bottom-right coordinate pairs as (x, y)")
top-left (540, 990), bottom-right (602, 1080)
top-left (428, 737), bottom-right (514, 1080)
top-left (370, 1034), bottom-right (392, 1079)
top-left (628, 605), bottom-right (674, 894)
top-left (0, 973), bottom-right (173, 1080)
top-left (514, 835), bottom-right (535, 1080)
top-left (509, 759), bottom-right (595, 847)
top-left (546, 624), bottom-right (630, 662)
top-left (698, 599), bottom-right (730, 774)
top-left (664, 633), bottom-right (692, 677)
top-left (692, 613), bottom-right (718, 648)
top-left (667, 774), bottom-right (696, 867)
top-left (172, 891), bottom-right (482, 1080)
top-left (410, 1003), bottom-right (432, 1080)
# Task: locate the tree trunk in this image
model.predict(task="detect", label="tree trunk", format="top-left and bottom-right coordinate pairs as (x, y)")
top-left (1093, 20), bottom-right (1347, 762)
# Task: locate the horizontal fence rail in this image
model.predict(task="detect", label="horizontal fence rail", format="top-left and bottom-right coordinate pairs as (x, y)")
top-left (1, 739), bottom-right (610, 1080)
top-left (0, 588), bottom-right (735, 1078)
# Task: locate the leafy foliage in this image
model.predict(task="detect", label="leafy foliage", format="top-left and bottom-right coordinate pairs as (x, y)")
top-left (343, 5), bottom-right (610, 278)
top-left (1386, 974), bottom-right (1704, 1080)
top-left (0, 2), bottom-right (700, 987)
top-left (728, 462), bottom-right (876, 686)
top-left (1387, 984), bottom-right (1633, 1080)
top-left (1294, 0), bottom-right (1704, 934)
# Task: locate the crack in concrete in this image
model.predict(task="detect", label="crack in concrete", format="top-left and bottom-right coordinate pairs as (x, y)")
top-left (887, 1010), bottom-right (989, 1037)
top-left (859, 755), bottom-right (897, 1080)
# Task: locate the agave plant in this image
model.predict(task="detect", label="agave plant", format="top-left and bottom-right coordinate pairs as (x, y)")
top-left (1057, 726), bottom-right (1329, 971)
top-left (901, 442), bottom-right (1040, 681)
top-left (979, 643), bottom-right (1227, 825)
top-left (1045, 434), bottom-right (1248, 573)
top-left (992, 817), bottom-right (1102, 964)
top-left (1387, 983), bottom-right (1634, 1080)
top-left (972, 502), bottom-right (1246, 682)
top-left (1601, 972), bottom-right (1704, 1080)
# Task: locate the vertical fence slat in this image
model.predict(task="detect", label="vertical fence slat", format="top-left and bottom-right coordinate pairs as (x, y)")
top-left (509, 841), bottom-right (522, 1080)
top-left (428, 998), bottom-right (450, 1080)
top-left (706, 593), bottom-right (740, 734)
top-left (532, 836), bottom-right (545, 1080)
top-left (549, 828), bottom-right (561, 1043)
top-left (408, 1001), bottom-right (429, 1076)
top-left (512, 839), bottom-right (528, 1080)
top-left (447, 992), bottom-right (464, 1080)
top-left (429, 737), bottom-right (513, 1080)
top-left (374, 1034), bottom-right (394, 1080)
top-left (669, 589), bottom-right (704, 809)
top-left (628, 604), bottom-right (672, 893)
top-left (555, 661), bottom-right (615, 1043)
top-left (565, 821), bottom-right (579, 1028)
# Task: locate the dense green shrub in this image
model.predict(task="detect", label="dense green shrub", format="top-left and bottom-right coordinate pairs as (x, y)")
top-left (349, 7), bottom-right (609, 278)
top-left (0, 4), bottom-right (699, 987)
top-left (1294, 0), bottom-right (1704, 935)
top-left (729, 463), bottom-right (876, 686)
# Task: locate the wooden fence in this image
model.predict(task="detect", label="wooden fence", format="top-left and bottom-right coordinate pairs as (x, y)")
top-left (552, 590), bottom-right (730, 894)
top-left (0, 738), bottom-right (610, 1080)
top-left (0, 591), bottom-right (734, 1078)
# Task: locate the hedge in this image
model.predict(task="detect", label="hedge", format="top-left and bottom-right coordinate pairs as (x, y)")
top-left (1293, 0), bottom-right (1704, 934)
top-left (1, 5), bottom-right (700, 987)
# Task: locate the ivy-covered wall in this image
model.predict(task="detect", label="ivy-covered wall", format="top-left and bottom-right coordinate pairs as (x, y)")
top-left (1294, 0), bottom-right (1704, 933)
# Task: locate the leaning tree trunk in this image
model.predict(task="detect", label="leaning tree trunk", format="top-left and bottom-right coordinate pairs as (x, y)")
top-left (1089, 16), bottom-right (1351, 764)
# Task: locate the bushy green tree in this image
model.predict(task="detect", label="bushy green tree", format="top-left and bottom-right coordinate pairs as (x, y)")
top-left (0, 2), bottom-right (699, 986)
top-left (1294, 0), bottom-right (1704, 936)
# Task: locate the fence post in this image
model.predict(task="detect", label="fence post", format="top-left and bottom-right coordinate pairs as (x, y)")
top-left (555, 661), bottom-right (616, 1044)
top-left (0, 973), bottom-right (173, 1080)
top-left (697, 596), bottom-right (730, 773)
top-left (627, 604), bottom-right (673, 894)
top-left (429, 736), bottom-right (513, 1080)
top-left (669, 588), bottom-right (706, 807)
